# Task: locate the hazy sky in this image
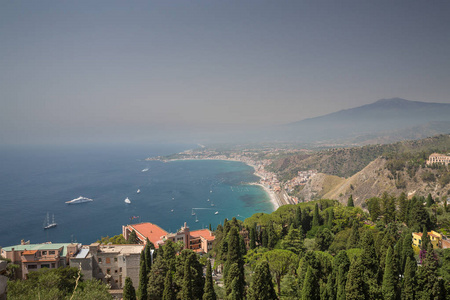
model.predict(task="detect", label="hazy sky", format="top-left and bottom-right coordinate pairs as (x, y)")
top-left (1, 1), bottom-right (450, 145)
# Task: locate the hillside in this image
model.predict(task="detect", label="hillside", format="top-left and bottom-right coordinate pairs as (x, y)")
top-left (279, 98), bottom-right (450, 144)
top-left (276, 134), bottom-right (450, 205)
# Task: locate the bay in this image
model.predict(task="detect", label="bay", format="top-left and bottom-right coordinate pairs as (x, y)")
top-left (0, 144), bottom-right (274, 247)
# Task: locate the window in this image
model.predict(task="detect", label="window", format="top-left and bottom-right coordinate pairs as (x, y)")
top-left (51, 263), bottom-right (55, 268)
top-left (41, 264), bottom-right (50, 269)
top-left (28, 265), bottom-right (37, 269)
top-left (115, 269), bottom-right (118, 273)
top-left (98, 258), bottom-right (102, 263)
top-left (119, 267), bottom-right (122, 272)
top-left (42, 251), bottom-right (47, 255)
top-left (49, 251), bottom-right (55, 255)
top-left (106, 257), bottom-right (111, 264)
top-left (114, 257), bottom-right (117, 262)
top-left (107, 269), bottom-right (111, 275)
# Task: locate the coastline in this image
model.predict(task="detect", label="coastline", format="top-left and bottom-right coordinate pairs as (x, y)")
top-left (161, 157), bottom-right (281, 211)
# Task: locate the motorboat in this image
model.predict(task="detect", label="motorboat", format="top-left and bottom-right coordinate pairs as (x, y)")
top-left (137, 189), bottom-right (140, 194)
top-left (125, 197), bottom-right (131, 204)
top-left (215, 211), bottom-right (219, 215)
top-left (66, 196), bottom-right (93, 204)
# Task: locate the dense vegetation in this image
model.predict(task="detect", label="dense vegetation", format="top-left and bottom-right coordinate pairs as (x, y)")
top-left (268, 134), bottom-right (450, 180)
top-left (7, 267), bottom-right (112, 300)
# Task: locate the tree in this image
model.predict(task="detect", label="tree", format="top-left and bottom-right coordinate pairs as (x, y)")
top-left (401, 256), bottom-right (416, 300)
top-left (328, 208), bottom-right (335, 228)
top-left (312, 203), bottom-right (321, 227)
top-left (162, 272), bottom-right (176, 300)
top-left (315, 227), bottom-right (334, 251)
top-left (398, 192), bottom-right (409, 223)
top-left (382, 246), bottom-right (398, 300)
top-left (203, 259), bottom-right (217, 300)
top-left (281, 224), bottom-right (304, 255)
top-left (247, 261), bottom-right (277, 300)
top-left (295, 206), bottom-right (303, 229)
top-left (426, 193), bottom-right (435, 207)
top-left (147, 254), bottom-right (167, 300)
top-left (127, 230), bottom-right (138, 244)
top-left (360, 230), bottom-right (381, 299)
top-left (145, 238), bottom-right (153, 272)
top-left (226, 263), bottom-right (245, 300)
top-left (345, 257), bottom-right (365, 300)
top-left (417, 243), bottom-right (442, 299)
top-left (123, 277), bottom-right (137, 300)
top-left (181, 257), bottom-right (194, 300)
top-left (367, 197), bottom-right (381, 221)
top-left (138, 250), bottom-right (147, 300)
top-left (346, 222), bottom-right (360, 249)
top-left (347, 195), bottom-right (354, 207)
top-left (264, 249), bottom-right (297, 295)
top-left (301, 266), bottom-right (319, 300)
top-left (249, 225), bottom-right (256, 249)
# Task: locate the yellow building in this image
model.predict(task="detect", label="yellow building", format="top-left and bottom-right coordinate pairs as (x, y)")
top-left (412, 230), bottom-right (444, 249)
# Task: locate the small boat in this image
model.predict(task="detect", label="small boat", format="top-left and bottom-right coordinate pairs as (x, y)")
top-left (191, 208), bottom-right (196, 216)
top-left (125, 197), bottom-right (131, 204)
top-left (66, 196), bottom-right (93, 204)
top-left (207, 199), bottom-right (210, 202)
top-left (43, 213), bottom-right (57, 229)
top-left (171, 209), bottom-right (174, 212)
top-left (137, 189), bottom-right (140, 194)
top-left (141, 168), bottom-right (149, 172)
top-left (195, 215), bottom-right (199, 223)
top-left (215, 211), bottom-right (219, 215)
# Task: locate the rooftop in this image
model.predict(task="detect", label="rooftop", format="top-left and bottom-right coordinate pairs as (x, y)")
top-left (97, 244), bottom-right (144, 254)
top-left (190, 229), bottom-right (215, 241)
top-left (1, 243), bottom-right (76, 257)
top-left (128, 222), bottom-right (168, 248)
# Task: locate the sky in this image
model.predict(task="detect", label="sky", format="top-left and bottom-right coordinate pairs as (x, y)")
top-left (1, 1), bottom-right (450, 145)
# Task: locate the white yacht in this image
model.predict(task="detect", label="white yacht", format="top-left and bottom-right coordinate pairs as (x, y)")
top-left (215, 211), bottom-right (219, 215)
top-left (43, 213), bottom-right (57, 229)
top-left (125, 197), bottom-right (131, 204)
top-left (137, 189), bottom-right (140, 194)
top-left (65, 196), bottom-right (93, 204)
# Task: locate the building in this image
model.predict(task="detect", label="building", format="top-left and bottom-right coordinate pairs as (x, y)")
top-left (412, 230), bottom-right (450, 249)
top-left (0, 242), bottom-right (79, 279)
top-left (426, 153), bottom-right (450, 165)
top-left (122, 222), bottom-right (215, 254)
top-left (69, 243), bottom-right (144, 290)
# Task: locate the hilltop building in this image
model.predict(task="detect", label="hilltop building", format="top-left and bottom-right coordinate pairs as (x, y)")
top-left (122, 222), bottom-right (215, 254)
top-left (427, 153), bottom-right (450, 165)
top-left (0, 242), bottom-right (79, 279)
top-left (412, 230), bottom-right (450, 249)
top-left (69, 243), bottom-right (144, 290)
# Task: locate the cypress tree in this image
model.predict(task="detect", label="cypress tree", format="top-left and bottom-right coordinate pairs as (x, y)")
top-left (401, 256), bottom-right (416, 300)
top-left (312, 203), bottom-right (320, 227)
top-left (261, 228), bottom-right (268, 248)
top-left (138, 250), bottom-right (148, 300)
top-left (247, 261), bottom-right (277, 300)
top-left (281, 224), bottom-right (304, 255)
top-left (347, 195), bottom-right (354, 207)
top-left (249, 226), bottom-right (256, 249)
top-left (147, 254), bottom-right (167, 300)
top-left (124, 277), bottom-right (137, 300)
top-left (345, 257), bottom-right (365, 300)
top-left (421, 228), bottom-right (430, 251)
top-left (295, 206), bottom-right (302, 229)
top-left (382, 246), bottom-right (398, 300)
top-left (417, 243), bottom-right (442, 299)
top-left (360, 230), bottom-right (381, 299)
top-left (181, 257), bottom-right (194, 300)
top-left (346, 222), bottom-right (360, 249)
top-left (267, 221), bottom-right (278, 249)
top-left (145, 238), bottom-right (153, 272)
top-left (224, 228), bottom-right (245, 298)
top-left (327, 208), bottom-right (334, 228)
top-left (203, 259), bottom-right (217, 300)
top-left (398, 192), bottom-right (409, 223)
top-left (302, 266), bottom-right (319, 300)
top-left (426, 193), bottom-right (434, 207)
top-left (162, 272), bottom-right (176, 300)
top-left (226, 263), bottom-right (244, 300)
top-left (400, 231), bottom-right (414, 275)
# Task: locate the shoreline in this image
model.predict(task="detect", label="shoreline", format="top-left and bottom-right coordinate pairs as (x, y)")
top-left (160, 157), bottom-right (281, 211)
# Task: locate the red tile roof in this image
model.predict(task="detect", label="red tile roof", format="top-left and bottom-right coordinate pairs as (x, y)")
top-left (22, 250), bottom-right (37, 255)
top-left (190, 229), bottom-right (215, 241)
top-left (129, 223), bottom-right (168, 248)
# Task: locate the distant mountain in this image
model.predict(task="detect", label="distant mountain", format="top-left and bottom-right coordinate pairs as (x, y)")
top-left (282, 98), bottom-right (450, 144)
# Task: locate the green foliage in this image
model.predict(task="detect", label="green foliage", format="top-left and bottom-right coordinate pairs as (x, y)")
top-left (264, 249), bottom-right (298, 295)
top-left (347, 195), bottom-right (354, 207)
top-left (402, 256), bottom-right (416, 300)
top-left (247, 261), bottom-right (277, 300)
top-left (138, 250), bottom-right (147, 300)
top-left (97, 234), bottom-right (128, 244)
top-left (301, 266), bottom-right (319, 300)
top-left (281, 224), bottom-right (305, 255)
top-left (127, 230), bottom-right (138, 244)
top-left (203, 259), bottom-right (217, 300)
top-left (382, 247), bottom-right (399, 300)
top-left (315, 227), bottom-right (334, 251)
top-left (162, 272), bottom-right (176, 300)
top-left (123, 277), bottom-right (137, 300)
top-left (345, 257), bottom-right (365, 300)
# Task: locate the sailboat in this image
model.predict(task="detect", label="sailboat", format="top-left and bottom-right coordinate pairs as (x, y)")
top-left (43, 213), bottom-right (57, 229)
top-left (191, 208), bottom-right (196, 216)
top-left (195, 214), bottom-right (199, 223)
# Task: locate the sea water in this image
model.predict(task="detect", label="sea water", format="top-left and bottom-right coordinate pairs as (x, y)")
top-left (0, 144), bottom-right (273, 247)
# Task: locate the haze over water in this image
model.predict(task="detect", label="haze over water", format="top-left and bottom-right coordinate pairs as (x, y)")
top-left (0, 144), bottom-right (273, 247)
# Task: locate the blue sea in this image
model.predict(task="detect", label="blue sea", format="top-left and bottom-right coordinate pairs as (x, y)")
top-left (0, 144), bottom-right (274, 247)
